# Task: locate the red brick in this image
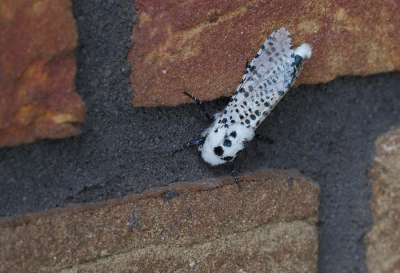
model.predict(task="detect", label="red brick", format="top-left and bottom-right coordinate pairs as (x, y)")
top-left (0, 0), bottom-right (85, 147)
top-left (129, 0), bottom-right (400, 106)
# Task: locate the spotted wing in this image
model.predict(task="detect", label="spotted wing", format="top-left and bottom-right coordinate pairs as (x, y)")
top-left (217, 27), bottom-right (295, 130)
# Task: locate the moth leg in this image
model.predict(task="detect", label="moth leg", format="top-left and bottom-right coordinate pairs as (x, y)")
top-left (229, 161), bottom-right (242, 191)
top-left (238, 59), bottom-right (250, 85)
top-left (255, 134), bottom-right (274, 144)
top-left (170, 137), bottom-right (206, 156)
top-left (183, 91), bottom-right (213, 122)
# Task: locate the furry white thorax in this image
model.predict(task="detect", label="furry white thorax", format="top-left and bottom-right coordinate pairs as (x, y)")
top-left (198, 111), bottom-right (255, 166)
top-left (294, 43), bottom-right (312, 59)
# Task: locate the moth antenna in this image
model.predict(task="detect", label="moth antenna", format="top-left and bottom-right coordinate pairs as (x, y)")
top-left (170, 137), bottom-right (206, 156)
top-left (183, 91), bottom-right (213, 122)
top-left (255, 134), bottom-right (274, 144)
top-left (230, 161), bottom-right (242, 191)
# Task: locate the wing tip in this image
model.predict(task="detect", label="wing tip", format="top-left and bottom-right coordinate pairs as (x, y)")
top-left (275, 27), bottom-right (290, 36)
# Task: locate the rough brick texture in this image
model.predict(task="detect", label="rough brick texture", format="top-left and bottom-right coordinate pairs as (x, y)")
top-left (364, 127), bottom-right (400, 273)
top-left (0, 169), bottom-right (319, 272)
top-left (129, 0), bottom-right (400, 106)
top-left (0, 0), bottom-right (85, 147)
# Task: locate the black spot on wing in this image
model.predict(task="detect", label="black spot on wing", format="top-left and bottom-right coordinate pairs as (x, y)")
top-left (214, 146), bottom-right (224, 156)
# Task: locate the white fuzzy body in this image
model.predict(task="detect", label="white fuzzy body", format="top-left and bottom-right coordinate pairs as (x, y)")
top-left (198, 27), bottom-right (312, 166)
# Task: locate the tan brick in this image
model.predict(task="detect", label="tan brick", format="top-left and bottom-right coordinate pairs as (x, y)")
top-left (129, 0), bottom-right (400, 106)
top-left (0, 0), bottom-right (85, 147)
top-left (0, 169), bottom-right (319, 272)
top-left (60, 221), bottom-right (316, 273)
top-left (364, 127), bottom-right (400, 273)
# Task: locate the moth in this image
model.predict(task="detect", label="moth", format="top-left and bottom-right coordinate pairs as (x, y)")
top-left (171, 27), bottom-right (312, 190)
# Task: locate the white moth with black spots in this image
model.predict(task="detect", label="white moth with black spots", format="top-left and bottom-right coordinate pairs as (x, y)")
top-left (171, 27), bottom-right (312, 191)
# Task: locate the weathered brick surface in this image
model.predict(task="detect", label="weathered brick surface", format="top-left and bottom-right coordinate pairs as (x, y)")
top-left (129, 0), bottom-right (400, 106)
top-left (0, 169), bottom-right (319, 272)
top-left (60, 221), bottom-right (316, 273)
top-left (0, 0), bottom-right (85, 147)
top-left (364, 127), bottom-right (400, 273)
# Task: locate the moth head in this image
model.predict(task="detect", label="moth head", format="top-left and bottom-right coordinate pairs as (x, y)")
top-left (199, 123), bottom-right (255, 166)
